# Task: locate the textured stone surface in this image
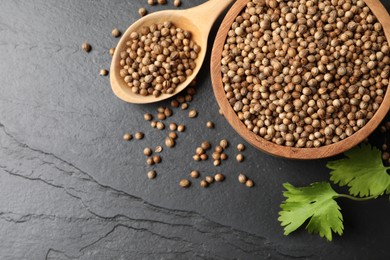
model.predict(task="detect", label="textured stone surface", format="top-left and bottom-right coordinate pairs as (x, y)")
top-left (0, 0), bottom-right (389, 259)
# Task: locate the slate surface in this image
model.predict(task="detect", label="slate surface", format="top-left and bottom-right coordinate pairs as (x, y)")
top-left (0, 0), bottom-right (389, 259)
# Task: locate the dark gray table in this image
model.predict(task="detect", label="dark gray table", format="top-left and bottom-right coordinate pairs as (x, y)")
top-left (1, 1), bottom-right (389, 259)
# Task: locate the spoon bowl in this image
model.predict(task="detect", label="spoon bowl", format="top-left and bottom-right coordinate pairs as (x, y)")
top-left (110, 0), bottom-right (234, 104)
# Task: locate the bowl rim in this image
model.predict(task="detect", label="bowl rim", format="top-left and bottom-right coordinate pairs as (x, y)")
top-left (210, 0), bottom-right (390, 159)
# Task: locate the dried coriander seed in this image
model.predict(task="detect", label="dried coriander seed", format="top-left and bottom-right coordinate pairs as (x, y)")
top-left (201, 141), bottom-right (211, 150)
top-left (109, 47), bottom-right (115, 56)
top-left (147, 0), bottom-right (156, 5)
top-left (135, 132), bottom-right (144, 139)
top-left (220, 153), bottom-right (227, 160)
top-left (181, 103), bottom-right (189, 110)
top-left (174, 0), bottom-right (181, 7)
top-left (138, 7), bottom-right (147, 17)
top-left (152, 155), bottom-right (161, 164)
top-left (123, 133), bottom-right (132, 141)
top-left (179, 179), bottom-right (190, 188)
top-left (144, 113), bottom-right (153, 121)
top-left (164, 108), bottom-right (173, 117)
top-left (146, 157), bottom-right (154, 165)
top-left (100, 69), bottom-right (108, 76)
top-left (193, 154), bottom-right (201, 161)
top-left (220, 139), bottom-right (229, 149)
top-left (215, 146), bottom-right (223, 153)
top-left (200, 154), bottom-right (208, 160)
top-left (169, 123), bottom-right (177, 131)
top-left (205, 176), bottom-right (214, 184)
top-left (155, 146), bottom-right (163, 153)
top-left (177, 124), bottom-right (185, 132)
top-left (82, 42), bottom-right (91, 53)
top-left (196, 147), bottom-right (205, 155)
top-left (169, 131), bottom-right (177, 139)
top-left (238, 174), bottom-right (247, 184)
top-left (157, 113), bottom-right (166, 120)
top-left (190, 170), bottom-right (200, 178)
top-left (147, 170), bottom-right (156, 179)
top-left (200, 180), bottom-right (209, 187)
top-left (143, 147), bottom-right (152, 156)
top-left (236, 154), bottom-right (244, 162)
top-left (112, 28), bottom-right (121, 37)
top-left (171, 100), bottom-right (179, 107)
top-left (151, 121), bottom-right (157, 128)
top-left (165, 137), bottom-right (175, 148)
top-left (213, 159), bottom-right (220, 166)
top-left (206, 121), bottom-right (214, 129)
top-left (245, 179), bottom-right (254, 188)
top-left (214, 173), bottom-right (225, 182)
top-left (189, 109), bottom-right (198, 118)
top-left (157, 0), bottom-right (166, 4)
top-left (156, 122), bottom-right (165, 130)
top-left (237, 143), bottom-right (245, 151)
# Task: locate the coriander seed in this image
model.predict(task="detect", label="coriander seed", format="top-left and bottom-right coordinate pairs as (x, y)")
top-left (213, 160), bottom-right (220, 166)
top-left (156, 122), bottom-right (165, 130)
top-left (214, 173), bottom-right (225, 182)
top-left (112, 28), bottom-right (121, 37)
top-left (237, 143), bottom-right (245, 151)
top-left (177, 124), bottom-right (185, 132)
top-left (144, 113), bottom-right (153, 121)
top-left (200, 180), bottom-right (209, 188)
top-left (193, 154), bottom-right (200, 161)
top-left (238, 174), bottom-right (247, 184)
top-left (215, 146), bottom-right (223, 153)
top-left (206, 121), bottom-right (214, 128)
top-left (220, 153), bottom-right (227, 160)
top-left (245, 179), bottom-right (254, 188)
top-left (181, 103), bottom-right (189, 110)
top-left (171, 100), bottom-right (179, 107)
top-left (146, 157), bottom-right (154, 165)
top-left (200, 154), bottom-right (208, 160)
top-left (157, 113), bottom-right (166, 120)
top-left (220, 139), bottom-right (229, 149)
top-left (123, 133), bottom-right (132, 141)
top-left (143, 147), bottom-right (152, 156)
top-left (155, 146), bottom-right (163, 153)
top-left (201, 141), bottom-right (211, 150)
top-left (157, 0), bottom-right (167, 4)
top-left (174, 0), bottom-right (181, 7)
top-left (236, 153), bottom-right (244, 163)
top-left (138, 7), bottom-right (147, 17)
top-left (179, 179), bottom-right (190, 188)
top-left (196, 147), bottom-right (205, 155)
top-left (190, 170), bottom-right (200, 179)
top-left (169, 123), bottom-right (177, 131)
top-left (147, 170), bottom-right (156, 179)
top-left (82, 42), bottom-right (91, 53)
top-left (109, 47), bottom-right (115, 56)
top-left (189, 109), bottom-right (198, 118)
top-left (153, 155), bottom-right (161, 164)
top-left (151, 121), bottom-right (157, 128)
top-left (205, 176), bottom-right (214, 184)
top-left (169, 131), bottom-right (177, 139)
top-left (100, 69), bottom-right (108, 76)
top-left (165, 137), bottom-right (175, 148)
top-left (135, 132), bottom-right (144, 140)
top-left (147, 0), bottom-right (156, 6)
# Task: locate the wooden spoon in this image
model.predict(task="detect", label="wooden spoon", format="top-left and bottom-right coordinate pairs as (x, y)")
top-left (110, 0), bottom-right (234, 104)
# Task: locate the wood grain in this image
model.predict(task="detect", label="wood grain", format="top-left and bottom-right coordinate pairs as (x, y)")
top-left (210, 0), bottom-right (390, 159)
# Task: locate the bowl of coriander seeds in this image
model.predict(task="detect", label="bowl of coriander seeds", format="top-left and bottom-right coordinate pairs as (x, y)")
top-left (211, 0), bottom-right (390, 159)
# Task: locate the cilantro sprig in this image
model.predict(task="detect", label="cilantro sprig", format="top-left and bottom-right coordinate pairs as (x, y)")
top-left (279, 143), bottom-right (390, 241)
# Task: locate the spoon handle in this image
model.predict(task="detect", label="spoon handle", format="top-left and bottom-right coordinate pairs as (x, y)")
top-left (182, 0), bottom-right (235, 34)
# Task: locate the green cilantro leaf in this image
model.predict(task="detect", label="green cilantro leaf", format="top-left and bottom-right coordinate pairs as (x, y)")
top-left (278, 182), bottom-right (343, 241)
top-left (327, 144), bottom-right (390, 197)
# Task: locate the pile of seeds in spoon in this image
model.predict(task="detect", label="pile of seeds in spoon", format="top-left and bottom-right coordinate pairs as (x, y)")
top-left (221, 0), bottom-right (390, 148)
top-left (119, 21), bottom-right (201, 97)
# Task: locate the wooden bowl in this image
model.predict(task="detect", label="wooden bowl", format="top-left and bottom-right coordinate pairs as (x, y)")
top-left (211, 0), bottom-right (390, 159)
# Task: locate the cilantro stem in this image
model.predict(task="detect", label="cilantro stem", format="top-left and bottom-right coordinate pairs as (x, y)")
top-left (337, 194), bottom-right (377, 201)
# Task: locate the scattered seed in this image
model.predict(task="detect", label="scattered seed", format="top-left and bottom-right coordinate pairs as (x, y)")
top-left (212, 152), bottom-right (220, 160)
top-left (190, 170), bottom-right (200, 178)
top-left (155, 146), bottom-right (163, 153)
top-left (169, 123), bottom-right (177, 131)
top-left (151, 121), bottom-right (157, 128)
top-left (146, 157), bottom-right (154, 165)
top-left (220, 153), bottom-right (227, 160)
top-left (200, 180), bottom-right (209, 187)
top-left (200, 153), bottom-right (208, 160)
top-left (196, 147), bottom-right (205, 155)
top-left (201, 141), bottom-right (211, 150)
top-left (213, 160), bottom-right (220, 166)
top-left (165, 137), bottom-right (175, 148)
top-left (135, 132), bottom-right (144, 139)
top-left (382, 144), bottom-right (388, 151)
top-left (193, 154), bottom-right (201, 161)
top-left (147, 0), bottom-right (156, 5)
top-left (177, 124), bottom-right (185, 132)
top-left (157, 113), bottom-right (166, 120)
top-left (157, 0), bottom-right (167, 4)
top-left (380, 126), bottom-right (387, 133)
top-left (82, 42), bottom-right (91, 53)
top-left (206, 121), bottom-right (214, 129)
top-left (144, 113), bottom-right (153, 121)
top-left (157, 107), bottom-right (165, 113)
top-left (164, 108), bottom-right (173, 117)
top-left (386, 122), bottom-right (390, 130)
top-left (245, 179), bottom-right (254, 188)
top-left (205, 176), bottom-right (214, 184)
top-left (237, 143), bottom-right (245, 151)
top-left (215, 146), bottom-right (223, 153)
top-left (169, 131), bottom-right (178, 139)
top-left (156, 122), bottom-right (165, 130)
top-left (112, 28), bottom-right (121, 37)
top-left (218, 109), bottom-right (223, 115)
top-left (382, 152), bottom-right (390, 160)
top-left (123, 133), bottom-right (132, 141)
top-left (238, 174), bottom-right (247, 184)
top-left (147, 170), bottom-right (156, 179)
top-left (174, 0), bottom-right (181, 7)
top-left (214, 173), bottom-right (225, 182)
top-left (236, 154), bottom-right (244, 162)
top-left (177, 96), bottom-right (185, 103)
top-left (138, 7), bottom-right (147, 17)
top-left (185, 94), bottom-right (193, 102)
top-left (100, 69), bottom-right (108, 76)
top-left (220, 139), bottom-right (229, 149)
top-left (153, 155), bottom-right (161, 164)
top-left (171, 100), bottom-right (179, 107)
top-left (109, 47), bottom-right (115, 56)
top-left (181, 103), bottom-right (189, 110)
top-left (179, 179), bottom-right (190, 188)
top-left (143, 147), bottom-right (152, 156)
top-left (189, 109), bottom-right (198, 118)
